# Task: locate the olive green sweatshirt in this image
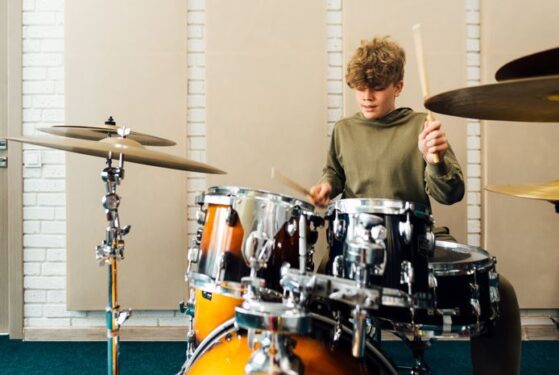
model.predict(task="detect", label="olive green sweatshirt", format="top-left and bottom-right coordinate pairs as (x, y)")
top-left (319, 108), bottom-right (464, 207)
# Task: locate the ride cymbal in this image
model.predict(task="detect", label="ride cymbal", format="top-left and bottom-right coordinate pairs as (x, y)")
top-left (485, 180), bottom-right (559, 202)
top-left (39, 125), bottom-right (176, 146)
top-left (424, 75), bottom-right (559, 122)
top-left (496, 47), bottom-right (559, 81)
top-left (7, 136), bottom-right (226, 174)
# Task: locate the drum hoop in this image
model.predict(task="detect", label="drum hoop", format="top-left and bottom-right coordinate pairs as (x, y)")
top-left (204, 186), bottom-right (316, 212)
top-left (184, 318), bottom-right (238, 369)
top-left (392, 320), bottom-right (491, 339)
top-left (186, 315), bottom-right (398, 375)
top-left (328, 198), bottom-right (431, 219)
top-left (187, 273), bottom-right (245, 298)
top-left (430, 241), bottom-right (495, 275)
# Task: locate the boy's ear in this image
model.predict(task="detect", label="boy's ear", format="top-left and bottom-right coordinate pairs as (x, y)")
top-left (394, 80), bottom-right (404, 97)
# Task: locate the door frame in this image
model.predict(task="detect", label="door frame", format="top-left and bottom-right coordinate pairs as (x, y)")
top-left (1, 0), bottom-right (23, 339)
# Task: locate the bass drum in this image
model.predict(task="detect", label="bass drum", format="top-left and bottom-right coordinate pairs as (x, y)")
top-left (185, 316), bottom-right (398, 375)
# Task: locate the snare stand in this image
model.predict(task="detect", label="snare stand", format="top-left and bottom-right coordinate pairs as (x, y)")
top-left (95, 144), bottom-right (132, 375)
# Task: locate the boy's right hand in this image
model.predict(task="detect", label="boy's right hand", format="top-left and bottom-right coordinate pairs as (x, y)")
top-left (308, 182), bottom-right (332, 208)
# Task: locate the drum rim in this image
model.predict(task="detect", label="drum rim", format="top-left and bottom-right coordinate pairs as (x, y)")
top-left (204, 185), bottom-right (316, 212)
top-left (430, 240), bottom-right (494, 275)
top-left (389, 319), bottom-right (491, 339)
top-left (185, 316), bottom-right (399, 375)
top-left (327, 198), bottom-right (431, 219)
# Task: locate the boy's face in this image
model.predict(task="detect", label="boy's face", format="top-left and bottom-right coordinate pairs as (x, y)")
top-left (354, 81), bottom-right (403, 120)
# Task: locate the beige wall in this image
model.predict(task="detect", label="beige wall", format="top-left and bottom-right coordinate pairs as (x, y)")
top-left (65, 0), bottom-right (188, 309)
top-left (482, 0), bottom-right (559, 307)
top-left (205, 0), bottom-right (328, 195)
top-left (344, 0), bottom-right (468, 243)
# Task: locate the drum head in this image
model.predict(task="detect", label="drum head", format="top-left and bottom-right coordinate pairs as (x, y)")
top-left (430, 241), bottom-right (494, 275)
top-left (205, 186), bottom-right (315, 212)
top-left (328, 198), bottom-right (431, 220)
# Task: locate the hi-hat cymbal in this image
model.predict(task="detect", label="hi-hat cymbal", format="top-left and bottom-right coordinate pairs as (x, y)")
top-left (424, 75), bottom-right (559, 122)
top-left (39, 125), bottom-right (176, 146)
top-left (486, 180), bottom-right (559, 202)
top-left (7, 136), bottom-right (226, 174)
top-left (496, 47), bottom-right (559, 81)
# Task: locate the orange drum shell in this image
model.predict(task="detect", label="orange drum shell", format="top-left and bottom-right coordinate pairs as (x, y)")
top-left (193, 288), bottom-right (242, 343)
top-left (188, 332), bottom-right (376, 375)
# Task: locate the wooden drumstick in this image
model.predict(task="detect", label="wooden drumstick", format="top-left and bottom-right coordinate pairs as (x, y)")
top-left (413, 23), bottom-right (440, 164)
top-left (271, 167), bottom-right (311, 197)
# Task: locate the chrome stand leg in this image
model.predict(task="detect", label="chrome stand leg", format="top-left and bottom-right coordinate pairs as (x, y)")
top-left (96, 155), bottom-right (131, 375)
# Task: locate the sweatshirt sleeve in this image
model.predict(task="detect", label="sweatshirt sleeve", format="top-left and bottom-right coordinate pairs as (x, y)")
top-left (319, 125), bottom-right (345, 198)
top-left (424, 144), bottom-right (465, 205)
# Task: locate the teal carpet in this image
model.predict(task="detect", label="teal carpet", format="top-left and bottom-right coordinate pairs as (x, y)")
top-left (0, 335), bottom-right (557, 374)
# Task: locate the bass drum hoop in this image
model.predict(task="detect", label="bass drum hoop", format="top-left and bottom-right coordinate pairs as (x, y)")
top-left (184, 315), bottom-right (399, 375)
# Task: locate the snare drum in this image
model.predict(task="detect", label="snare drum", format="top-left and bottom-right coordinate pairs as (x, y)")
top-left (183, 316), bottom-right (398, 375)
top-left (326, 198), bottom-right (435, 296)
top-left (386, 241), bottom-right (500, 338)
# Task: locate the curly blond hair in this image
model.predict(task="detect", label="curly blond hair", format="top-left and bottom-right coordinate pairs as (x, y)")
top-left (346, 36), bottom-right (406, 90)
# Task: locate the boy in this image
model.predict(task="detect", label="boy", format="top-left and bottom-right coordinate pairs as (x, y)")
top-left (309, 36), bottom-right (520, 374)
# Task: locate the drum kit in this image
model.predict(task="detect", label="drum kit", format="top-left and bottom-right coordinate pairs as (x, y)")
top-left (5, 46), bottom-right (558, 374)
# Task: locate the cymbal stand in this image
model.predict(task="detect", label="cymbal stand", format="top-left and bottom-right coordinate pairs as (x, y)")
top-left (95, 145), bottom-right (132, 375)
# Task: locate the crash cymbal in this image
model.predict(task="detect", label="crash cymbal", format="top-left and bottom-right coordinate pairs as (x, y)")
top-left (424, 75), bottom-right (559, 122)
top-left (496, 47), bottom-right (559, 81)
top-left (486, 180), bottom-right (559, 202)
top-left (7, 136), bottom-right (226, 174)
top-left (39, 125), bottom-right (176, 146)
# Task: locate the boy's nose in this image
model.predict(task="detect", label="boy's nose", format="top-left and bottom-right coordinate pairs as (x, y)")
top-left (363, 89), bottom-right (374, 101)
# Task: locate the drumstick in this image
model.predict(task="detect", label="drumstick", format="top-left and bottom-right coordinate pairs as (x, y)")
top-left (413, 24), bottom-right (440, 163)
top-left (271, 167), bottom-right (311, 197)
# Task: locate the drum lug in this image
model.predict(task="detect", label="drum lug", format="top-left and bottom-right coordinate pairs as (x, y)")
top-left (194, 191), bottom-right (205, 206)
top-left (418, 230), bottom-right (436, 257)
top-left (195, 207), bottom-right (207, 225)
top-left (332, 255), bottom-right (345, 278)
top-left (333, 212), bottom-right (346, 240)
top-left (244, 231), bottom-right (274, 271)
top-left (286, 219), bottom-right (297, 237)
top-left (187, 243), bottom-right (200, 264)
top-left (398, 212), bottom-right (413, 245)
top-left (400, 261), bottom-right (414, 293)
top-left (225, 207), bottom-right (238, 226)
top-left (195, 227), bottom-right (203, 244)
top-left (428, 271), bottom-right (438, 289)
top-left (488, 270), bottom-right (500, 304)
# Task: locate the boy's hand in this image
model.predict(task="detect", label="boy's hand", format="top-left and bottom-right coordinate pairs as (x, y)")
top-left (308, 182), bottom-right (332, 208)
top-left (418, 120), bottom-right (448, 164)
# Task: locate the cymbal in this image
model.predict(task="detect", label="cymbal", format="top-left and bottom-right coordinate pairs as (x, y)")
top-left (7, 136), bottom-right (226, 174)
top-left (486, 180), bottom-right (559, 202)
top-left (39, 125), bottom-right (176, 146)
top-left (424, 75), bottom-right (559, 122)
top-left (496, 47), bottom-right (559, 81)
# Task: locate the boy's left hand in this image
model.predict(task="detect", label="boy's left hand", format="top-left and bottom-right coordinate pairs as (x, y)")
top-left (418, 120), bottom-right (448, 164)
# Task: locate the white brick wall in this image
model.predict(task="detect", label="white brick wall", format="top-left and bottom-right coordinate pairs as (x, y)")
top-left (19, 0), bottom-right (490, 329)
top-left (465, 0), bottom-right (481, 247)
top-left (327, 0), bottom-right (343, 135)
top-left (22, 0), bottom-right (68, 328)
top-left (186, 0), bottom-right (207, 244)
